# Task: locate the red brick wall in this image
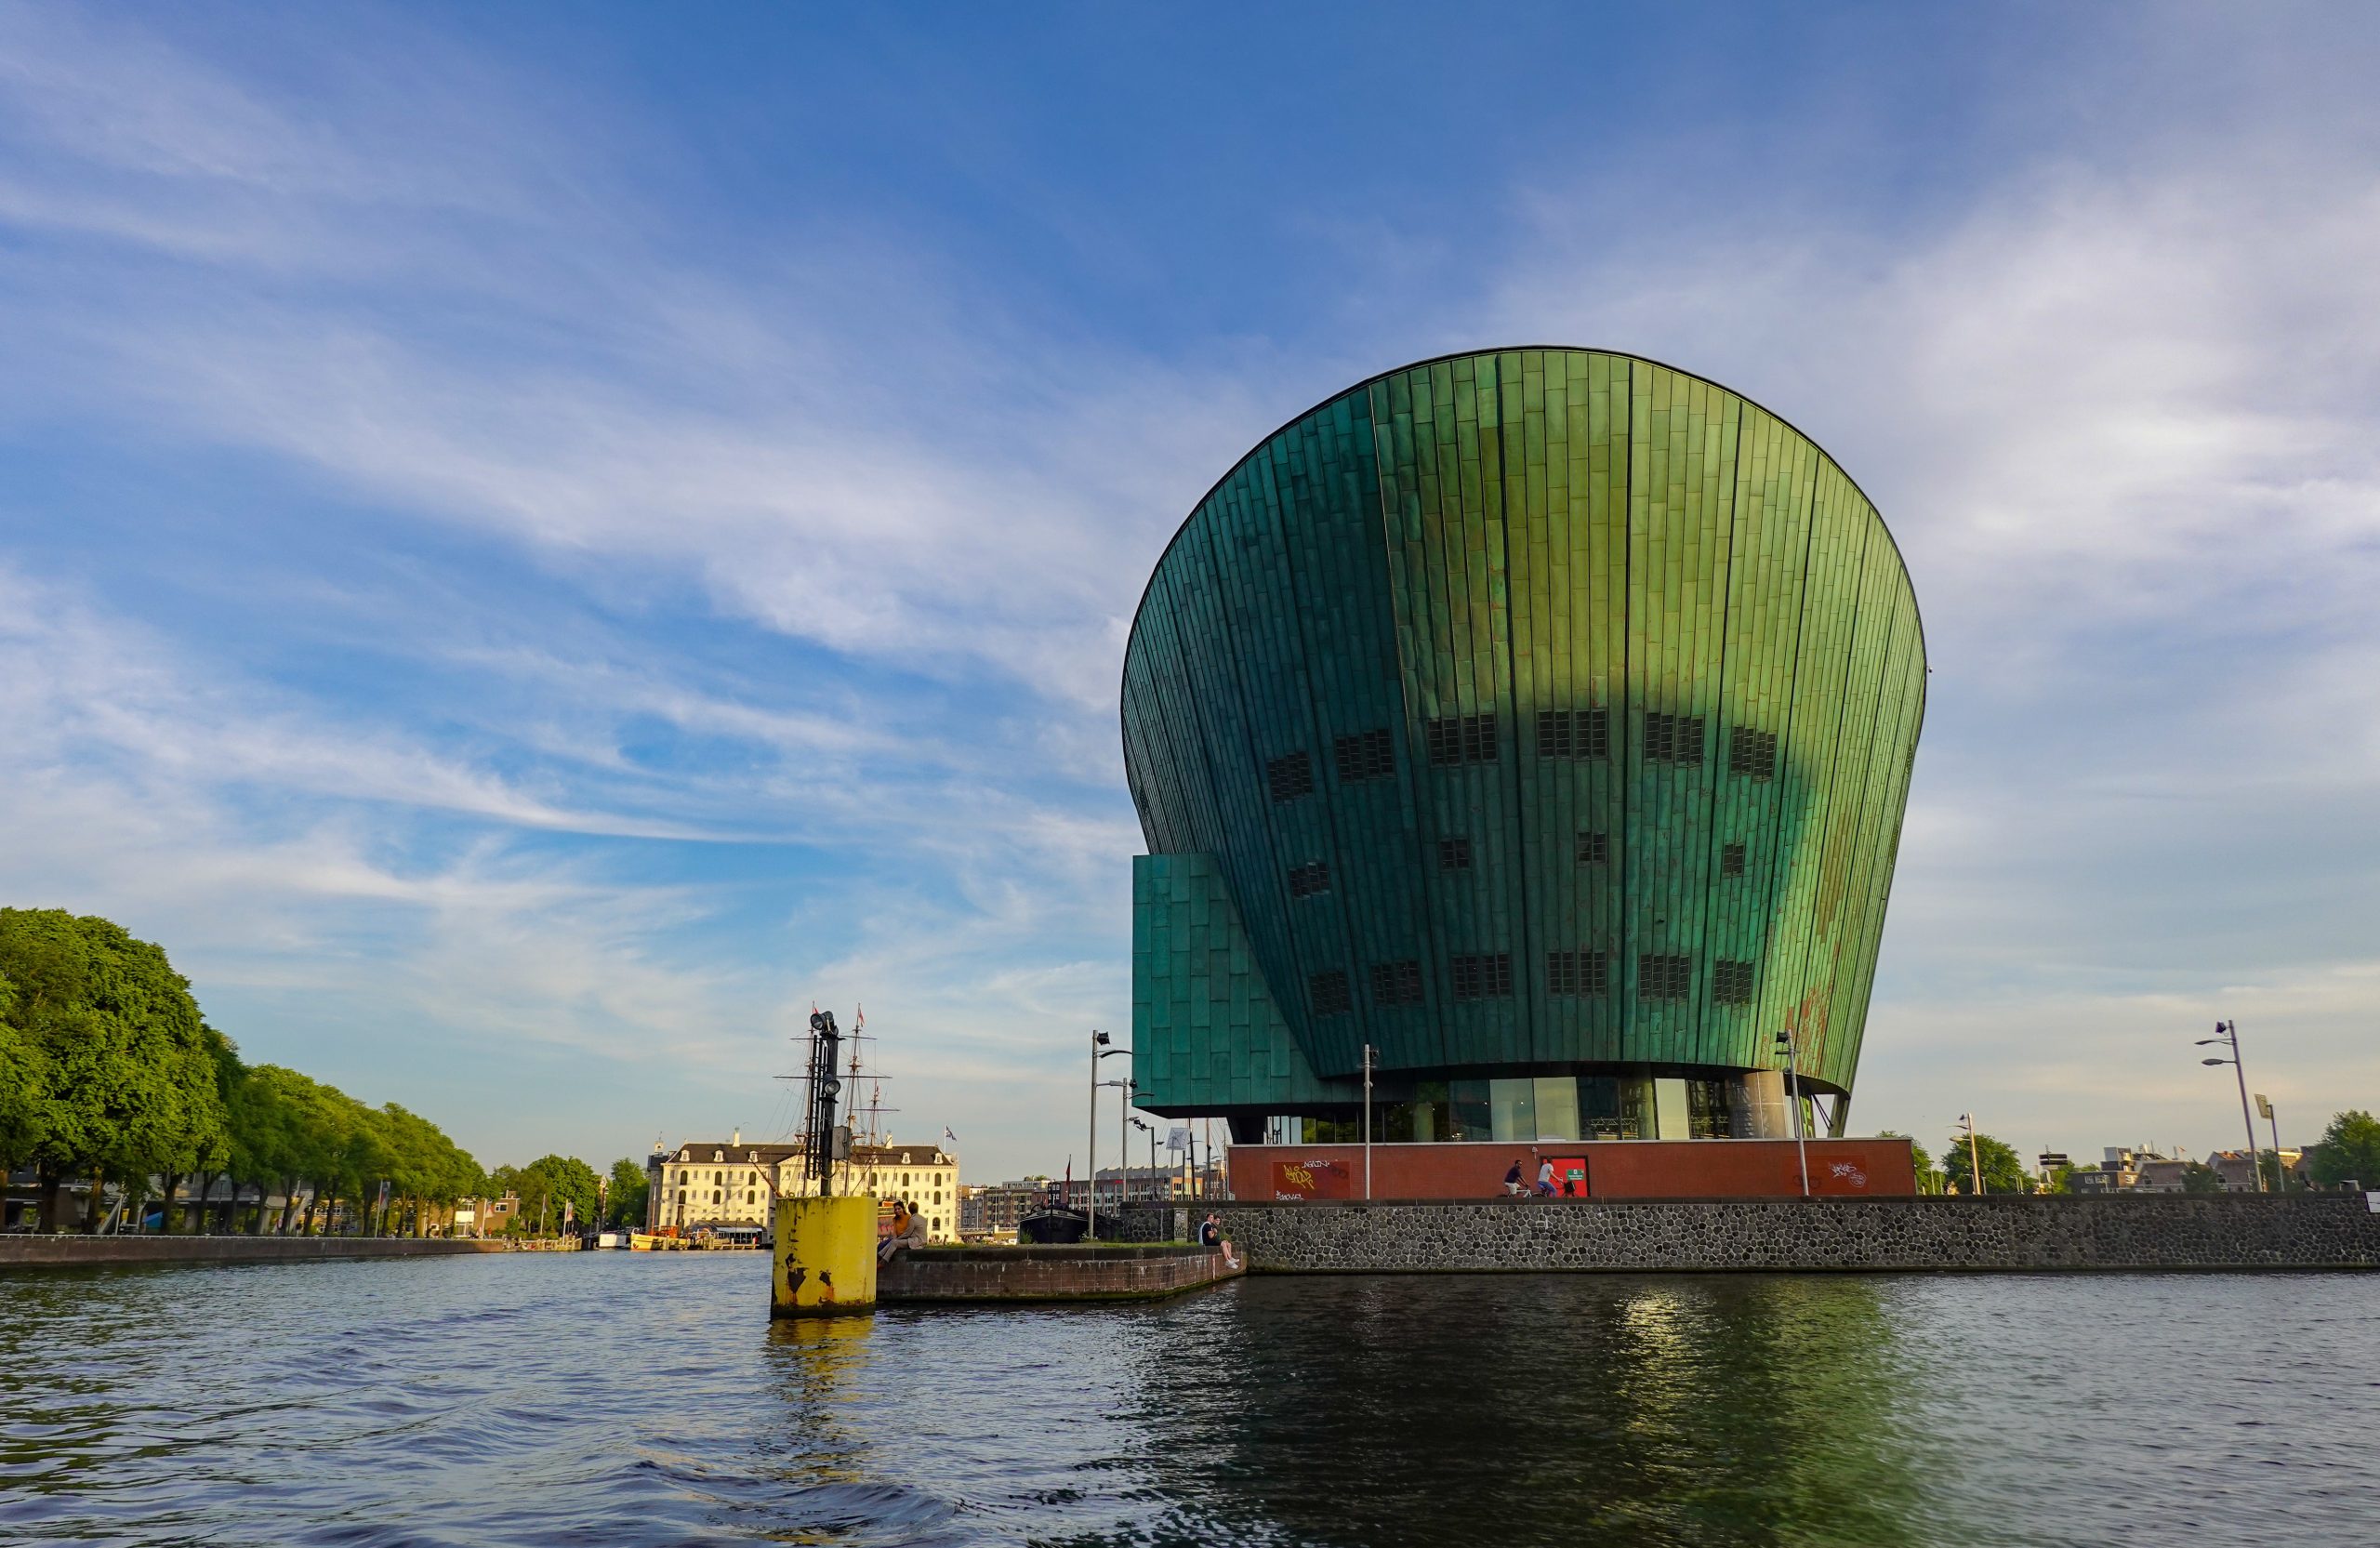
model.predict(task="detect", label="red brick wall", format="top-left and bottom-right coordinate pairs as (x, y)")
top-left (1228, 1137), bottom-right (1917, 1200)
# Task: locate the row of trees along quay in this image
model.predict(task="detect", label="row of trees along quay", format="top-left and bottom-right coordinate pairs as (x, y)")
top-left (0, 906), bottom-right (648, 1237)
top-left (1899, 1118), bottom-right (2380, 1196)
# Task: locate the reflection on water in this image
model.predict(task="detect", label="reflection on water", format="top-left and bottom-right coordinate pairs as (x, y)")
top-left (1110, 1275), bottom-right (1940, 1547)
top-left (2, 1254), bottom-right (2375, 1546)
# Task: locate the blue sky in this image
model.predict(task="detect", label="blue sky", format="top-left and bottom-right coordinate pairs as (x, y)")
top-left (4, 4), bottom-right (2377, 1181)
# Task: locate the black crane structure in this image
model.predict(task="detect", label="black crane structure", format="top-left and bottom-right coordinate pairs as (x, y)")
top-left (802, 1010), bottom-right (845, 1192)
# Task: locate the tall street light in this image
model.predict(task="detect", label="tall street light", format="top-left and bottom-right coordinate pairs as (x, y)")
top-left (1361, 1043), bottom-right (1376, 1200)
top-left (1089, 1030), bottom-right (1106, 1236)
top-left (1957, 1112), bottom-right (1983, 1197)
top-left (1114, 1072), bottom-right (1134, 1212)
top-left (1773, 1027), bottom-right (1809, 1197)
top-left (2197, 1021), bottom-right (2264, 1192)
top-left (1094, 1080), bottom-right (1132, 1215)
top-left (2255, 1094), bottom-right (2283, 1192)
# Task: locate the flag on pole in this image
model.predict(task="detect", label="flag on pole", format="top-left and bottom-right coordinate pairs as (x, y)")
top-left (943, 1126), bottom-right (959, 1148)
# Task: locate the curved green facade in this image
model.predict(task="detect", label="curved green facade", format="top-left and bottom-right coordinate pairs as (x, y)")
top-left (1124, 349), bottom-right (1923, 1131)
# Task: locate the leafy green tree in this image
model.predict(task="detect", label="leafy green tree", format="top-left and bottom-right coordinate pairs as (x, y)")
top-left (2255, 1149), bottom-right (2294, 1193)
top-left (372, 1103), bottom-right (483, 1236)
top-left (1941, 1131), bottom-right (2031, 1196)
top-left (607, 1157), bottom-right (650, 1228)
top-left (2045, 1162), bottom-right (2082, 1195)
top-left (506, 1155), bottom-right (602, 1235)
top-left (0, 968), bottom-right (44, 1171)
top-left (0, 909), bottom-right (228, 1231)
top-left (1883, 1132), bottom-right (1944, 1194)
top-left (2306, 1111), bottom-right (2380, 1190)
top-left (2181, 1161), bottom-right (2224, 1194)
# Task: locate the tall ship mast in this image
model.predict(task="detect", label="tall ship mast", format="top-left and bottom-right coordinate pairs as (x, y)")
top-left (781, 1003), bottom-right (895, 1194)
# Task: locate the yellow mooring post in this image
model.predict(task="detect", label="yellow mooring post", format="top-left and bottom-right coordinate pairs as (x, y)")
top-left (772, 1195), bottom-right (878, 1317)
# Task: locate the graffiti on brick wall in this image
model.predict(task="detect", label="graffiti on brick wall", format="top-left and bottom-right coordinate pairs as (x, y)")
top-left (1273, 1159), bottom-right (1352, 1199)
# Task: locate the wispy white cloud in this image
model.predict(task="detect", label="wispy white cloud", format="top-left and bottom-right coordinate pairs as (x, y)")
top-left (5, 5), bottom-right (2378, 1178)
top-left (1465, 99), bottom-right (2380, 1154)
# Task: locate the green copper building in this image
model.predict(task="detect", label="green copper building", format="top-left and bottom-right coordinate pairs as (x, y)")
top-left (1124, 349), bottom-right (1924, 1146)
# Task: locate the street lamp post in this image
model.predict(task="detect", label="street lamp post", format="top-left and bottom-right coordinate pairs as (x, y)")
top-left (2256, 1094), bottom-right (2282, 1192)
top-left (1115, 1073), bottom-right (1133, 1211)
top-left (1089, 1030), bottom-right (1106, 1236)
top-left (1362, 1043), bottom-right (1376, 1201)
top-left (1774, 1028), bottom-right (1809, 1197)
top-left (2198, 1021), bottom-right (2265, 1192)
top-left (1958, 1112), bottom-right (1983, 1197)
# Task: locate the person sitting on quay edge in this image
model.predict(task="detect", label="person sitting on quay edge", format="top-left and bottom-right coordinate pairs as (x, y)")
top-left (1198, 1212), bottom-right (1222, 1249)
top-left (1504, 1158), bottom-right (1527, 1196)
top-left (1536, 1158), bottom-right (1557, 1197)
top-left (879, 1198), bottom-right (929, 1263)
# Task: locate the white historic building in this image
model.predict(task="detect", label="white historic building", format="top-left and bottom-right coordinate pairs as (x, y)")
top-left (645, 1133), bottom-right (959, 1241)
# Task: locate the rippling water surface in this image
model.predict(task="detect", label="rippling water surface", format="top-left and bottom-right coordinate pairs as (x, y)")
top-left (3, 1253), bottom-right (2376, 1545)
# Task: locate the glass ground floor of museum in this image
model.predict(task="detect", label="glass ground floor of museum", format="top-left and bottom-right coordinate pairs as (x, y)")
top-left (1261, 1065), bottom-right (1841, 1146)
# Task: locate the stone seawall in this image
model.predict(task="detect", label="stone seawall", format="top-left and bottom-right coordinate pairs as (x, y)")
top-left (0, 1237), bottom-right (511, 1270)
top-left (1114, 1196), bottom-right (2380, 1273)
top-left (880, 1243), bottom-right (1240, 1302)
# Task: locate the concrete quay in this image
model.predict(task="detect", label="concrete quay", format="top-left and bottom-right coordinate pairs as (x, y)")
top-left (0, 1236), bottom-right (510, 1270)
top-left (879, 1243), bottom-right (1242, 1303)
top-left (1115, 1195), bottom-right (2380, 1274)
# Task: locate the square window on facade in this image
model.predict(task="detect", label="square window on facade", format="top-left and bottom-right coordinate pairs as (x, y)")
top-left (1712, 959), bottom-right (1755, 1005)
top-left (1722, 842), bottom-right (1746, 877)
top-left (1334, 728), bottom-right (1395, 783)
top-left (1536, 708), bottom-right (1611, 761)
top-left (1425, 712), bottom-right (1499, 766)
top-left (1546, 948), bottom-right (1608, 998)
top-left (1309, 970), bottom-right (1352, 1017)
top-left (1450, 952), bottom-right (1513, 1001)
top-left (1288, 860), bottom-right (1331, 898)
top-left (1645, 712), bottom-right (1706, 766)
top-left (1577, 831), bottom-right (1610, 866)
top-left (1267, 751), bottom-right (1315, 802)
top-left (1439, 837), bottom-right (1473, 871)
top-left (1369, 959), bottom-right (1424, 1008)
top-left (1637, 953), bottom-right (1693, 1001)
top-left (1729, 727), bottom-right (1779, 781)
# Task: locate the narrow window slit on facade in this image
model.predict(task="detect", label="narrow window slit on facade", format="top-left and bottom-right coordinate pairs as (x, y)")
top-left (1546, 949), bottom-right (1608, 998)
top-left (1643, 712), bottom-right (1706, 766)
top-left (1438, 837), bottom-right (1473, 871)
top-left (1308, 970), bottom-right (1352, 1017)
top-left (1535, 708), bottom-right (1610, 760)
top-left (1287, 861), bottom-right (1331, 898)
top-left (1369, 959), bottom-right (1424, 1008)
top-left (1712, 959), bottom-right (1756, 1005)
top-left (1334, 728), bottom-right (1395, 783)
top-left (1638, 953), bottom-right (1693, 1001)
top-left (1266, 751), bottom-right (1315, 802)
top-left (1449, 952), bottom-right (1513, 1001)
top-left (1721, 842), bottom-right (1746, 877)
top-left (1576, 831), bottom-right (1609, 866)
top-left (1425, 712), bottom-right (1499, 766)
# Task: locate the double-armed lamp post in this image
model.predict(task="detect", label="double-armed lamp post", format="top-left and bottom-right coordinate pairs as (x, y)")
top-left (1089, 1029), bottom-right (1131, 1234)
top-left (2198, 1020), bottom-right (2264, 1192)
